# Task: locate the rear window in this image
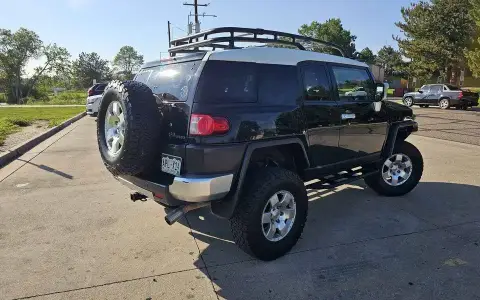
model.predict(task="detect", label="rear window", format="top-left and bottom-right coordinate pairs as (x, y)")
top-left (446, 84), bottom-right (460, 91)
top-left (135, 60), bottom-right (200, 101)
top-left (195, 61), bottom-right (257, 103)
top-left (95, 84), bottom-right (106, 91)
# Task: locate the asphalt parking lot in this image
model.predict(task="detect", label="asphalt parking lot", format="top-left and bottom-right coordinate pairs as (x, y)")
top-left (411, 106), bottom-right (480, 146)
top-left (1, 116), bottom-right (480, 300)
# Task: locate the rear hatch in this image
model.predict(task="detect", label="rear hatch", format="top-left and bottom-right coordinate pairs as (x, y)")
top-left (133, 54), bottom-right (204, 176)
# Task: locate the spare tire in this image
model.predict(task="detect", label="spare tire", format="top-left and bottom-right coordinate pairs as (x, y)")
top-left (97, 80), bottom-right (161, 176)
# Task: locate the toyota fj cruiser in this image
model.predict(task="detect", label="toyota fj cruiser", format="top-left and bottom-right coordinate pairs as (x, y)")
top-left (97, 28), bottom-right (423, 261)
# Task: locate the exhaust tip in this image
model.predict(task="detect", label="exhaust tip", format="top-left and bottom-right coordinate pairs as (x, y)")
top-left (165, 207), bottom-right (185, 225)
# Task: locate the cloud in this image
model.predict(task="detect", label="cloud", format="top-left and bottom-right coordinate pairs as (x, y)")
top-left (67, 0), bottom-right (92, 9)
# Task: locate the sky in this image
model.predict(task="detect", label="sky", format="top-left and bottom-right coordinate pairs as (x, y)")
top-left (1, 0), bottom-right (414, 73)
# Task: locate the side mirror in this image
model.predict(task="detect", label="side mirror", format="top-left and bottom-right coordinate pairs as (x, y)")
top-left (418, 90), bottom-right (423, 94)
top-left (375, 83), bottom-right (386, 102)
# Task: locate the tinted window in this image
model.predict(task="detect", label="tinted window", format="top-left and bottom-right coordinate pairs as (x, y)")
top-left (195, 61), bottom-right (257, 103)
top-left (302, 64), bottom-right (332, 101)
top-left (430, 85), bottom-right (442, 93)
top-left (259, 64), bottom-right (299, 105)
top-left (332, 66), bottom-right (375, 102)
top-left (137, 61), bottom-right (200, 101)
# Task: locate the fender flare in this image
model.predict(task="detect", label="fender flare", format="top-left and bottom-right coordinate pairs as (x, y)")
top-left (211, 137), bottom-right (309, 219)
top-left (382, 120), bottom-right (418, 157)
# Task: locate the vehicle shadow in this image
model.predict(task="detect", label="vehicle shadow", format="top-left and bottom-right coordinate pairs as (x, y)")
top-left (178, 181), bottom-right (480, 299)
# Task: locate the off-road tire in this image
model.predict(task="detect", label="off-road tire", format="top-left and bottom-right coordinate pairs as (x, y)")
top-left (97, 80), bottom-right (161, 176)
top-left (364, 141), bottom-right (423, 197)
top-left (230, 167), bottom-right (308, 261)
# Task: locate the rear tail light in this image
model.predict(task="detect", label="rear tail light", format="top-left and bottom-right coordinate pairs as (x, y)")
top-left (88, 88), bottom-right (93, 96)
top-left (189, 114), bottom-right (229, 136)
top-left (458, 91), bottom-right (463, 98)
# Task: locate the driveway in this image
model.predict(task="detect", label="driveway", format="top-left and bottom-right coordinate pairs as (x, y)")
top-left (1, 117), bottom-right (479, 299)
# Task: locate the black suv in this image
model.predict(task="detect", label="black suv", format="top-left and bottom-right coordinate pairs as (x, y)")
top-left (96, 28), bottom-right (423, 261)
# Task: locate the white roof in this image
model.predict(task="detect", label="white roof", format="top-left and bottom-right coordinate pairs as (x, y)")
top-left (206, 47), bottom-right (368, 67)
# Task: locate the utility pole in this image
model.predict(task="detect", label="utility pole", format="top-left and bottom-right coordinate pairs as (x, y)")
top-left (183, 1), bottom-right (210, 33)
top-left (167, 21), bottom-right (171, 48)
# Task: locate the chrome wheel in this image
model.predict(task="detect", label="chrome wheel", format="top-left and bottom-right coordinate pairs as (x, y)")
top-left (404, 97), bottom-right (413, 106)
top-left (382, 153), bottom-right (413, 186)
top-left (439, 99), bottom-right (449, 109)
top-left (262, 190), bottom-right (296, 242)
top-left (104, 101), bottom-right (125, 156)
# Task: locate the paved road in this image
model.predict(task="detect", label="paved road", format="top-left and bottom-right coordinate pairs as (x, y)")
top-left (412, 106), bottom-right (480, 146)
top-left (1, 117), bottom-right (480, 299)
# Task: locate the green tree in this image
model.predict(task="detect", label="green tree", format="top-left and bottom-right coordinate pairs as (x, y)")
top-left (375, 46), bottom-right (403, 76)
top-left (72, 52), bottom-right (110, 88)
top-left (357, 47), bottom-right (376, 64)
top-left (298, 19), bottom-right (356, 57)
top-left (26, 44), bottom-right (70, 97)
top-left (466, 0), bottom-right (480, 77)
top-left (113, 46), bottom-right (144, 79)
top-left (0, 28), bottom-right (42, 103)
top-left (395, 0), bottom-right (475, 84)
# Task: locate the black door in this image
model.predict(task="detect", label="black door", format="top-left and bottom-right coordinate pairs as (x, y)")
top-left (329, 64), bottom-right (389, 162)
top-left (298, 61), bottom-right (342, 167)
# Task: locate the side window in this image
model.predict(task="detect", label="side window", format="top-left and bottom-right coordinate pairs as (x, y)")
top-left (258, 64), bottom-right (299, 105)
top-left (419, 85), bottom-right (430, 93)
top-left (430, 85), bottom-right (442, 93)
top-left (302, 64), bottom-right (332, 101)
top-left (332, 66), bottom-right (375, 102)
top-left (195, 61), bottom-right (257, 103)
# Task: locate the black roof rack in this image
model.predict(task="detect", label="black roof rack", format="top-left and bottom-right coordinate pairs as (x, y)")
top-left (168, 27), bottom-right (345, 57)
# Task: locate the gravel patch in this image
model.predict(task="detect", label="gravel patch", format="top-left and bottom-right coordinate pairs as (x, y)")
top-left (0, 120), bottom-right (49, 152)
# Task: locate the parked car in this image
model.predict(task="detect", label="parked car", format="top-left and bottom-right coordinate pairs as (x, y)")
top-left (402, 84), bottom-right (479, 109)
top-left (345, 86), bottom-right (367, 97)
top-left (95, 27), bottom-right (423, 261)
top-left (86, 83), bottom-right (106, 116)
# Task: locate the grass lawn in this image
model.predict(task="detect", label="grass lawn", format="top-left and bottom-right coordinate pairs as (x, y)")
top-left (0, 106), bottom-right (85, 146)
top-left (26, 90), bottom-right (86, 105)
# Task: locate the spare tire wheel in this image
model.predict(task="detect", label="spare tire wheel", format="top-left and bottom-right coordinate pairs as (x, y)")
top-left (97, 80), bottom-right (161, 176)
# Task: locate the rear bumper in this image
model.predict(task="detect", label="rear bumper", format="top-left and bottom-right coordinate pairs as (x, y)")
top-left (115, 173), bottom-right (234, 204)
top-left (459, 98), bottom-right (479, 106)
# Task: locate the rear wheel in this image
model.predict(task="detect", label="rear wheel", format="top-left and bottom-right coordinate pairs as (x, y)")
top-left (439, 98), bottom-right (450, 109)
top-left (230, 167), bottom-right (308, 261)
top-left (403, 97), bottom-right (414, 107)
top-left (364, 141), bottom-right (423, 197)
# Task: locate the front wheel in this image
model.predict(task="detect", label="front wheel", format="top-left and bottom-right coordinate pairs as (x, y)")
top-left (364, 141), bottom-right (423, 197)
top-left (230, 167), bottom-right (308, 261)
top-left (403, 97), bottom-right (414, 107)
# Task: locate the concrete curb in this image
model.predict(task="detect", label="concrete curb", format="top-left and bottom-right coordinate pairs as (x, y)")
top-left (0, 111), bottom-right (86, 168)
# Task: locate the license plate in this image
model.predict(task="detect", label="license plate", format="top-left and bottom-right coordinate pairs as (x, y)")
top-left (161, 154), bottom-right (182, 176)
